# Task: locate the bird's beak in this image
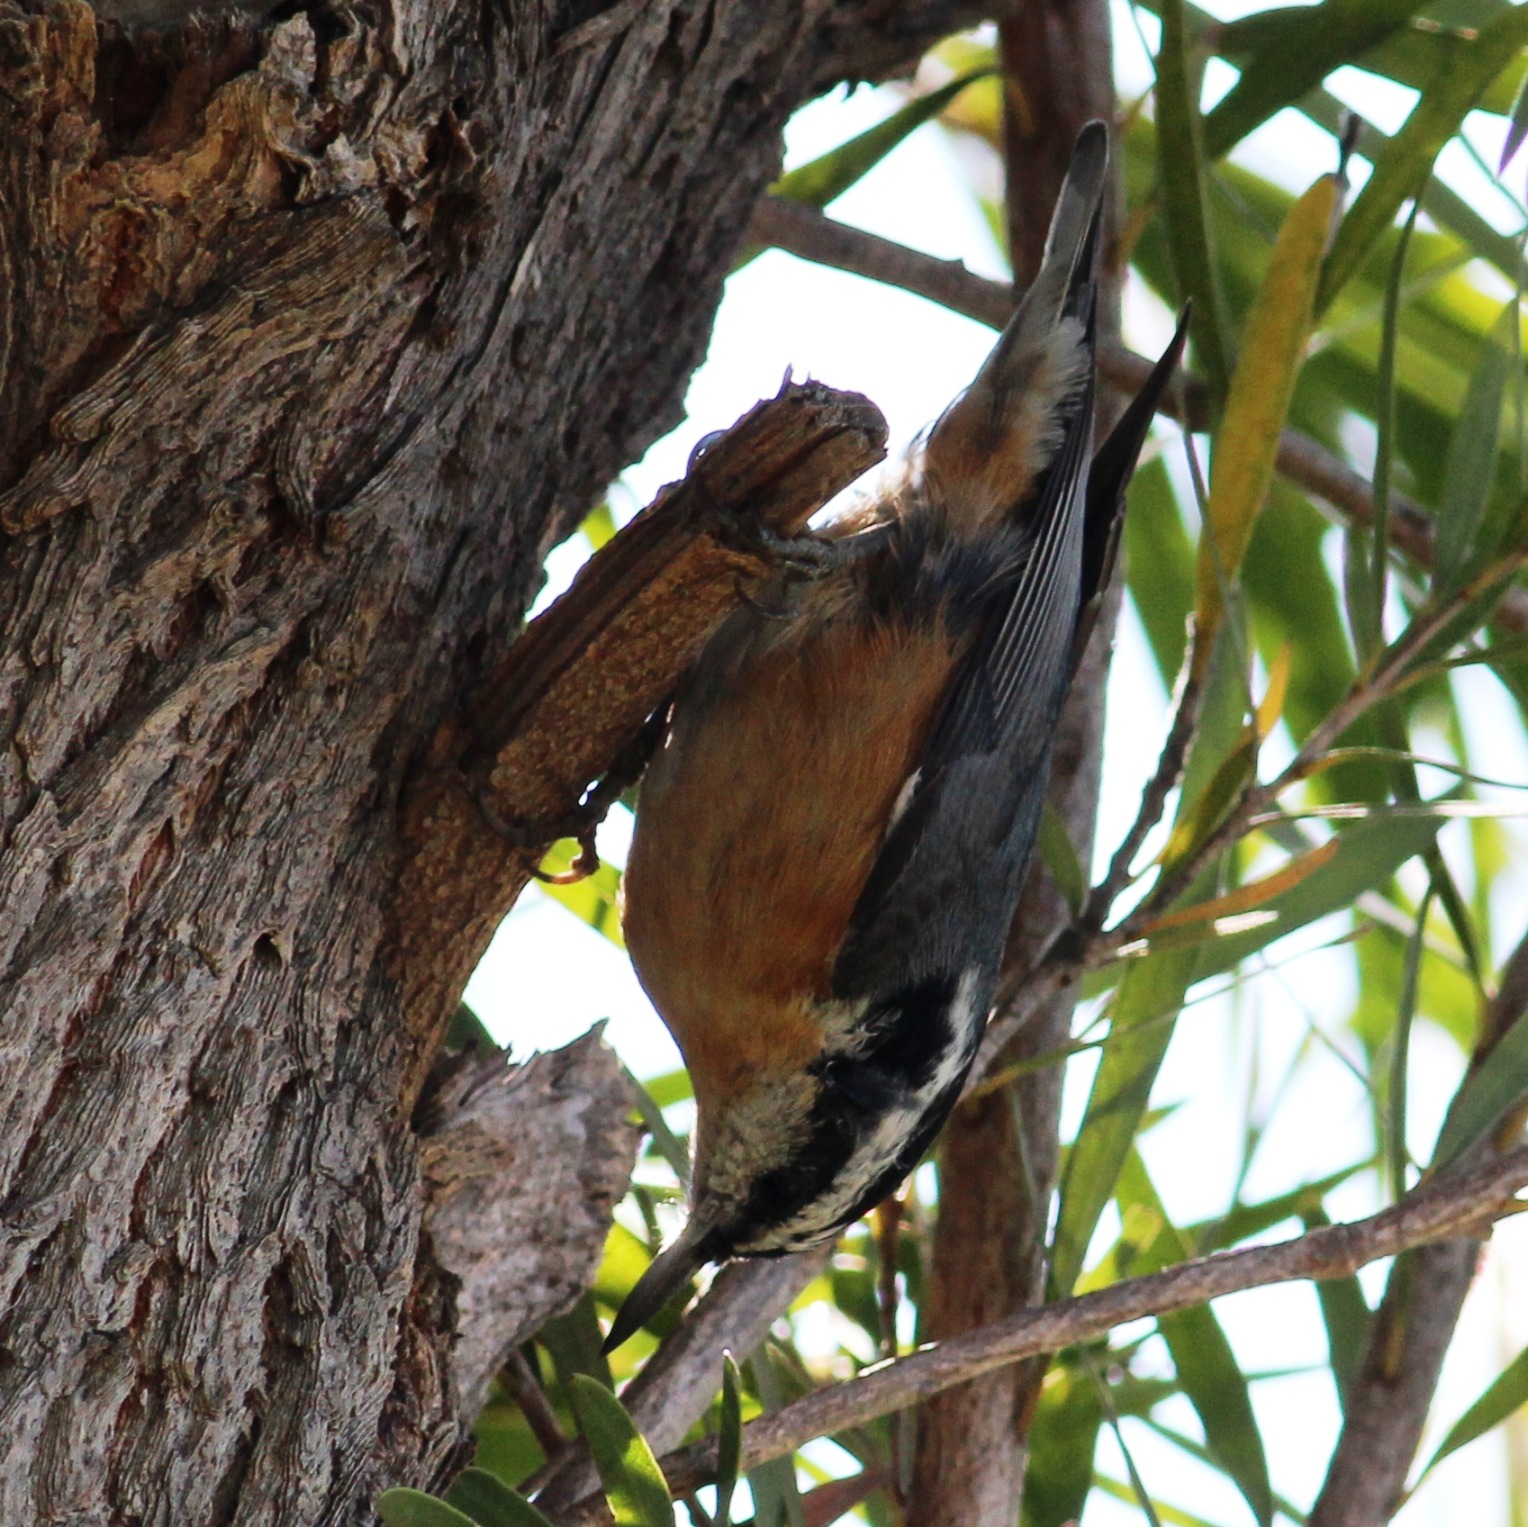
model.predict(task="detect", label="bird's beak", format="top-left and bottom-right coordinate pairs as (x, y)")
top-left (601, 1216), bottom-right (722, 1354)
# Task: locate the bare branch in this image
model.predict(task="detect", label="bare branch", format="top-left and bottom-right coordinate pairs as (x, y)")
top-left (1308, 922), bottom-right (1528, 1525)
top-left (746, 197), bottom-right (1528, 637)
top-left (551, 1148), bottom-right (1528, 1523)
top-left (393, 382), bottom-right (887, 1099)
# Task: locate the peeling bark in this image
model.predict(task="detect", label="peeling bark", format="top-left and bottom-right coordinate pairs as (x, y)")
top-left (0, 0), bottom-right (983, 1519)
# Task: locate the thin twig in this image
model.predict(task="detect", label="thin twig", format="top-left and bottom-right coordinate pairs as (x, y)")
top-left (1081, 628), bottom-right (1205, 930)
top-left (746, 196), bottom-right (1528, 636)
top-left (553, 1147), bottom-right (1528, 1521)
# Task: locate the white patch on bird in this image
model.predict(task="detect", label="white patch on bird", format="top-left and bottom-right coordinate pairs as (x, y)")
top-left (736, 967), bottom-right (989, 1254)
top-left (885, 768), bottom-right (921, 835)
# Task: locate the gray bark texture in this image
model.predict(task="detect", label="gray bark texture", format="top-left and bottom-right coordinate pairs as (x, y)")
top-left (0, 0), bottom-right (980, 1520)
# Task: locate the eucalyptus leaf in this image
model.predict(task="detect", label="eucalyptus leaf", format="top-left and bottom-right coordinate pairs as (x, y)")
top-left (444, 1469), bottom-right (559, 1527)
top-left (570, 1375), bottom-right (675, 1527)
top-left (1420, 1343), bottom-right (1528, 1477)
top-left (377, 1490), bottom-right (479, 1527)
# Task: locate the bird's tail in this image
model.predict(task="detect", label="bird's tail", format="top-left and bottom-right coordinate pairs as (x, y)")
top-left (922, 122), bottom-right (1109, 531)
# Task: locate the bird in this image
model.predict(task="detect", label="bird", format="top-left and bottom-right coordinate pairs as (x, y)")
top-left (605, 120), bottom-right (1186, 1353)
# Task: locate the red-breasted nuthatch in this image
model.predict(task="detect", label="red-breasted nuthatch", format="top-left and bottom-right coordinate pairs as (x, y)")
top-left (606, 122), bottom-right (1186, 1352)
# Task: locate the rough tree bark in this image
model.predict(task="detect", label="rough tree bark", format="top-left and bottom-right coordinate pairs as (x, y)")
top-left (0, 1), bottom-right (982, 1520)
top-left (907, 1), bottom-right (1119, 1520)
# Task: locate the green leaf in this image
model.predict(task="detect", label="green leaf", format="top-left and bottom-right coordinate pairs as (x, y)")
top-left (377, 1490), bottom-right (478, 1527)
top-left (771, 71), bottom-right (991, 210)
top-left (1421, 1343), bottom-right (1528, 1477)
top-left (1022, 1360), bottom-right (1104, 1527)
top-left (1092, 1473), bottom-right (1230, 1527)
top-left (539, 1294), bottom-right (613, 1397)
top-left (748, 1352), bottom-right (807, 1527)
top-left (1195, 164), bottom-right (1339, 666)
top-left (1156, 0), bottom-right (1232, 402)
top-left (1434, 301), bottom-right (1518, 591)
top-left (1388, 884), bottom-right (1435, 1197)
top-left (1432, 1001), bottom-right (1528, 1169)
top-left (569, 1375), bottom-right (674, 1527)
top-left (716, 1353), bottom-right (743, 1526)
top-left (582, 500), bottom-right (619, 552)
top-left (1124, 455), bottom-right (1196, 688)
top-left (1053, 932), bottom-right (1205, 1298)
top-left (624, 1063), bottom-right (691, 1186)
top-left (1300, 1207), bottom-right (1372, 1411)
top-left (1346, 190), bottom-right (1420, 671)
top-left (1203, 0), bottom-right (1425, 160)
top-left (1320, 4), bottom-right (1528, 310)
top-left (1115, 1154), bottom-right (1273, 1527)
top-left (1039, 799), bottom-right (1087, 915)
top-left (1190, 1159), bottom-right (1371, 1254)
top-left (444, 1001), bottom-right (501, 1058)
top-left (1181, 810), bottom-right (1448, 984)
top-left (444, 1469), bottom-right (559, 1527)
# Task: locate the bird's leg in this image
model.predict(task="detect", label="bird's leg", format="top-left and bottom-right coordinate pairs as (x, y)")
top-left (468, 704), bottom-right (669, 882)
top-left (685, 432), bottom-right (886, 581)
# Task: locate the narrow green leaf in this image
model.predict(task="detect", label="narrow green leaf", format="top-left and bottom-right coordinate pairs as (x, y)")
top-left (1432, 1002), bottom-right (1528, 1169)
top-left (1022, 1360), bottom-right (1105, 1527)
top-left (1157, 0), bottom-right (1232, 402)
top-left (1300, 1207), bottom-right (1373, 1411)
top-left (1092, 1474), bottom-right (1228, 1527)
top-left (1348, 191), bottom-right (1421, 670)
top-left (1388, 885), bottom-right (1435, 1198)
top-left (716, 1354), bottom-right (743, 1526)
top-left (1124, 456), bottom-right (1196, 687)
top-left (1435, 302), bottom-right (1517, 591)
top-left (570, 1375), bottom-right (674, 1527)
top-left (444, 1001), bottom-right (500, 1058)
top-left (748, 1352), bottom-right (807, 1527)
top-left (1039, 799), bottom-right (1087, 915)
top-left (623, 1064), bottom-right (691, 1187)
top-left (1053, 934), bottom-right (1204, 1298)
top-left (1195, 165), bottom-right (1339, 664)
top-left (771, 71), bottom-right (991, 210)
top-left (1184, 811), bottom-right (1447, 983)
top-left (1203, 0), bottom-right (1424, 160)
top-left (582, 500), bottom-right (619, 552)
top-left (1320, 5), bottom-right (1528, 310)
top-left (1116, 1154), bottom-right (1273, 1527)
top-left (377, 1490), bottom-right (478, 1527)
top-left (1421, 1344), bottom-right (1528, 1478)
top-left (1191, 1160), bottom-right (1371, 1254)
top-left (539, 1294), bottom-right (613, 1397)
top-left (444, 1469), bottom-right (559, 1527)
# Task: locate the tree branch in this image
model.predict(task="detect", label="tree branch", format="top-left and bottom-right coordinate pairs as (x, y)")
top-left (394, 382), bottom-right (887, 1101)
top-left (552, 1147), bottom-right (1528, 1523)
top-left (1308, 929), bottom-right (1528, 1526)
top-left (746, 197), bottom-right (1528, 637)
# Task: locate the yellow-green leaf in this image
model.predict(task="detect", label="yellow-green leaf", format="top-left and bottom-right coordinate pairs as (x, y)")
top-left (1195, 168), bottom-right (1339, 666)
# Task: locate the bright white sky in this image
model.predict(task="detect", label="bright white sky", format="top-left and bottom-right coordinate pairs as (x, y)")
top-left (468, 7), bottom-right (1528, 1522)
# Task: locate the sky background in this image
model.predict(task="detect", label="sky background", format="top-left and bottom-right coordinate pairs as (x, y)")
top-left (467, 8), bottom-right (1528, 1522)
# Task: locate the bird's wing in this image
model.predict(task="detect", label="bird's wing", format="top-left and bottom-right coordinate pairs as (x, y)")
top-left (831, 361), bottom-right (1097, 1002)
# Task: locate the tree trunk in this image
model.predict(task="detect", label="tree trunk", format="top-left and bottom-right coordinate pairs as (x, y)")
top-left (0, 1), bottom-right (980, 1519)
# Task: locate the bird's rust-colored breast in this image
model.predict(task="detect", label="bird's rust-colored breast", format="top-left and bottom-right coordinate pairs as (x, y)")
top-left (623, 599), bottom-right (962, 1110)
